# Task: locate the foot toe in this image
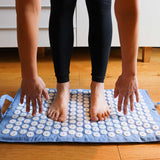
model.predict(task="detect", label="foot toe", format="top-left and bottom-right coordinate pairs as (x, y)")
top-left (104, 111), bottom-right (108, 117)
top-left (107, 110), bottom-right (110, 116)
top-left (91, 115), bottom-right (98, 122)
top-left (47, 109), bottom-right (53, 118)
top-left (100, 113), bottom-right (105, 121)
top-left (53, 112), bottom-right (59, 121)
top-left (58, 113), bottom-right (67, 122)
top-left (50, 111), bottom-right (56, 120)
top-left (97, 113), bottom-right (104, 121)
top-left (90, 110), bottom-right (98, 121)
top-left (102, 113), bottom-right (106, 120)
top-left (47, 108), bottom-right (51, 115)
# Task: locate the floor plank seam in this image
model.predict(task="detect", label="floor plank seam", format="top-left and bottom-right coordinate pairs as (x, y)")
top-left (117, 145), bottom-right (122, 160)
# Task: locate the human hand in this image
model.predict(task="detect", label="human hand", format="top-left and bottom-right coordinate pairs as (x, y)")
top-left (114, 74), bottom-right (139, 115)
top-left (20, 76), bottom-right (49, 116)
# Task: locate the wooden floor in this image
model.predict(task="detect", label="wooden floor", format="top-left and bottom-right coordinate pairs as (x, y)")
top-left (0, 47), bottom-right (160, 160)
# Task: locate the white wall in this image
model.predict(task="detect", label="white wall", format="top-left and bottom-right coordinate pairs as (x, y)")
top-left (0, 0), bottom-right (160, 47)
top-left (77, 0), bottom-right (160, 47)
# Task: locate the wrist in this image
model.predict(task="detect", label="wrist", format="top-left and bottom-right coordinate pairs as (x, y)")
top-left (122, 64), bottom-right (137, 78)
top-left (21, 64), bottom-right (38, 80)
top-left (21, 71), bottom-right (38, 80)
top-left (122, 58), bottom-right (137, 76)
top-left (122, 72), bottom-right (137, 78)
top-left (22, 75), bottom-right (38, 81)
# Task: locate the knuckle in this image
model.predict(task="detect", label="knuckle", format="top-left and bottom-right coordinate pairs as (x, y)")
top-left (126, 91), bottom-right (130, 96)
top-left (43, 83), bottom-right (46, 88)
top-left (39, 99), bottom-right (43, 103)
top-left (38, 97), bottom-right (43, 102)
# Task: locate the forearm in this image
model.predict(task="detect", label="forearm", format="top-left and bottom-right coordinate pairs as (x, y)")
top-left (115, 0), bottom-right (139, 76)
top-left (16, 0), bottom-right (41, 79)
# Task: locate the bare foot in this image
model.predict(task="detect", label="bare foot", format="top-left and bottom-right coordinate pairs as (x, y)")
top-left (47, 82), bottom-right (70, 122)
top-left (90, 81), bottom-right (110, 121)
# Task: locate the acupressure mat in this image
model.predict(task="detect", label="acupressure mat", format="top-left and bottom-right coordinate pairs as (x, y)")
top-left (0, 88), bottom-right (160, 143)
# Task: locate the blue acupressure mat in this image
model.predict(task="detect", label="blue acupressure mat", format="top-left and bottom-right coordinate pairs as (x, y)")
top-left (0, 88), bottom-right (160, 143)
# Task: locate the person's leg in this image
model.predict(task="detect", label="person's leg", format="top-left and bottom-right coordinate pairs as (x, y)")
top-left (85, 0), bottom-right (112, 121)
top-left (49, 0), bottom-right (76, 83)
top-left (48, 0), bottom-right (77, 122)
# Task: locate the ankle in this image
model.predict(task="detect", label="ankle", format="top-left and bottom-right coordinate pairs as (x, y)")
top-left (90, 81), bottom-right (104, 90)
top-left (56, 82), bottom-right (70, 92)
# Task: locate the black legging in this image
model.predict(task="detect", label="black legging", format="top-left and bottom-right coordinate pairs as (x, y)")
top-left (49, 0), bottom-right (112, 83)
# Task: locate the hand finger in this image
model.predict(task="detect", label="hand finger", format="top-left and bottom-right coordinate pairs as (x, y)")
top-left (20, 91), bottom-right (25, 104)
top-left (26, 96), bottom-right (30, 113)
top-left (123, 96), bottom-right (129, 115)
top-left (130, 94), bottom-right (134, 112)
top-left (31, 99), bottom-right (37, 116)
top-left (42, 88), bottom-right (49, 100)
top-left (114, 87), bottom-right (119, 98)
top-left (135, 89), bottom-right (139, 103)
top-left (37, 96), bottom-right (43, 114)
top-left (40, 77), bottom-right (45, 87)
top-left (118, 94), bottom-right (123, 112)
